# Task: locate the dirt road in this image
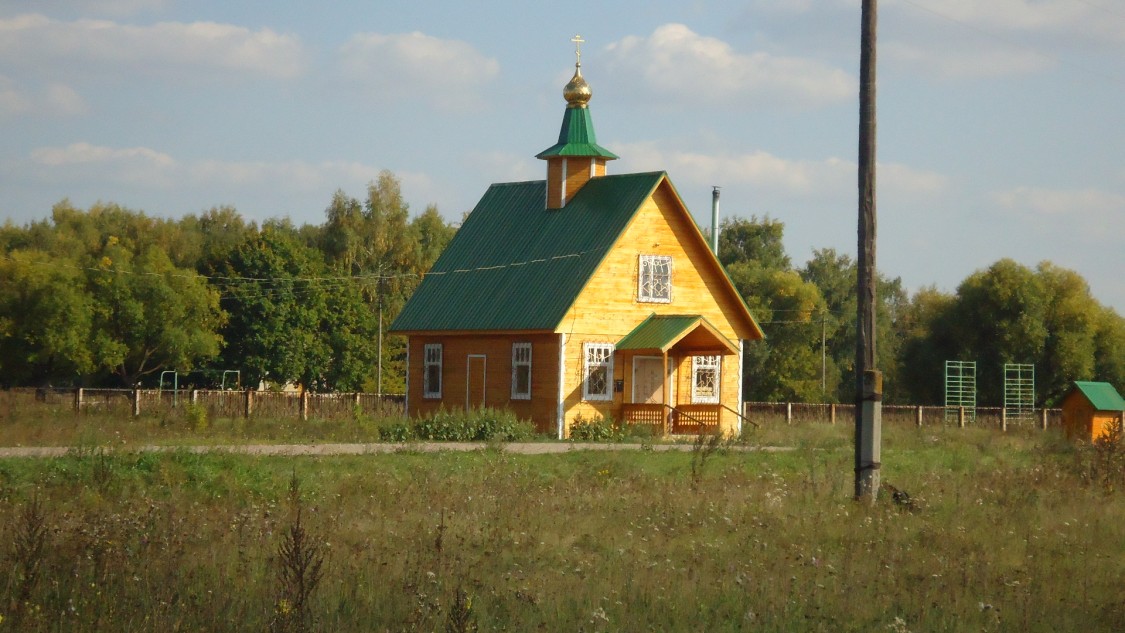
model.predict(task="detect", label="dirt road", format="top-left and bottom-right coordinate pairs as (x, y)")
top-left (0, 442), bottom-right (792, 458)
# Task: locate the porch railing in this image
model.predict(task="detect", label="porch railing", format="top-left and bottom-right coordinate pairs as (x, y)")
top-left (620, 403), bottom-right (724, 435)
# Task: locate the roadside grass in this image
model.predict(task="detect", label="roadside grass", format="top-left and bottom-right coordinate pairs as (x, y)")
top-left (0, 406), bottom-right (409, 448)
top-left (0, 425), bottom-right (1122, 631)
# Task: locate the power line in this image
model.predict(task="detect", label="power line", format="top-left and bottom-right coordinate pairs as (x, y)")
top-left (2, 248), bottom-right (596, 286)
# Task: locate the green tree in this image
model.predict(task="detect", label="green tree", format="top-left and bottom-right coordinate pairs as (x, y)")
top-left (1, 203), bottom-right (226, 387)
top-left (948, 259), bottom-right (1049, 406)
top-left (87, 240), bottom-right (225, 385)
top-left (895, 286), bottom-right (958, 404)
top-left (218, 224), bottom-right (379, 391)
top-left (717, 216), bottom-right (790, 270)
top-left (728, 260), bottom-right (827, 401)
top-left (219, 227), bottom-right (332, 388)
top-left (319, 172), bottom-right (457, 393)
top-left (799, 248), bottom-right (909, 403)
top-left (0, 250), bottom-right (96, 385)
top-left (1093, 306), bottom-right (1125, 391)
top-left (718, 217), bottom-right (827, 400)
top-left (897, 258), bottom-right (1123, 407)
top-left (1037, 262), bottom-right (1097, 403)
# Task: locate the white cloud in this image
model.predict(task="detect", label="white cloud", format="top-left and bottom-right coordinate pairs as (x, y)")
top-left (883, 41), bottom-right (1049, 79)
top-left (26, 142), bottom-right (384, 195)
top-left (31, 142), bottom-right (174, 167)
top-left (887, 0), bottom-right (1124, 41)
top-left (0, 13), bottom-right (306, 79)
top-left (881, 0), bottom-right (1125, 79)
top-left (615, 141), bottom-right (946, 199)
top-left (992, 185), bottom-right (1125, 242)
top-left (603, 24), bottom-right (854, 109)
top-left (5, 1), bottom-right (169, 17)
top-left (0, 76), bottom-right (88, 118)
top-left (993, 186), bottom-right (1125, 215)
top-left (338, 31), bottom-right (499, 109)
top-left (465, 151), bottom-right (540, 185)
top-left (994, 185), bottom-right (1125, 247)
top-left (188, 159), bottom-right (376, 192)
top-left (30, 142), bottom-right (177, 187)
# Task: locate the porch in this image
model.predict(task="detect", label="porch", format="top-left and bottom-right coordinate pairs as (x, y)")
top-left (613, 314), bottom-right (746, 436)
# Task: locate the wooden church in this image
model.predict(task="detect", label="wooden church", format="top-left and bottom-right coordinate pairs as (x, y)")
top-left (390, 42), bottom-right (763, 438)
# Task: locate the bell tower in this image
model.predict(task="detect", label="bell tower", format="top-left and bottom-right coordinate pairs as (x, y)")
top-left (536, 35), bottom-right (618, 209)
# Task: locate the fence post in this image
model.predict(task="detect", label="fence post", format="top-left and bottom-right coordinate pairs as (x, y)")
top-left (74, 388), bottom-right (83, 415)
top-left (1040, 408), bottom-right (1048, 431)
top-left (244, 389), bottom-right (254, 418)
top-left (300, 390), bottom-right (309, 422)
top-left (191, 389), bottom-right (198, 406)
top-left (830, 403), bottom-right (836, 425)
top-left (915, 405), bottom-right (923, 427)
top-left (1001, 409), bottom-right (1008, 432)
top-left (133, 388), bottom-right (141, 417)
top-left (958, 406), bottom-right (965, 428)
top-left (786, 402), bottom-right (793, 425)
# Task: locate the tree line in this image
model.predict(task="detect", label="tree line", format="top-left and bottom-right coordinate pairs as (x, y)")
top-left (0, 171), bottom-right (454, 393)
top-left (717, 217), bottom-right (1125, 406)
top-left (2, 177), bottom-right (1122, 406)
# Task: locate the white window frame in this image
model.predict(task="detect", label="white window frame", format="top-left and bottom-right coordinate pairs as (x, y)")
top-left (511, 342), bottom-right (532, 400)
top-left (638, 254), bottom-right (673, 303)
top-left (583, 342), bottom-right (615, 402)
top-left (691, 355), bottom-right (721, 404)
top-left (423, 343), bottom-right (443, 399)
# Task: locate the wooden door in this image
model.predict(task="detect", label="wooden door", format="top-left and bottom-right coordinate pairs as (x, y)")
top-left (633, 356), bottom-right (664, 404)
top-left (466, 355), bottom-right (486, 410)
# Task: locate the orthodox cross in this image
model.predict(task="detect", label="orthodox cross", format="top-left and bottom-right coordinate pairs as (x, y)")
top-left (571, 34), bottom-right (585, 65)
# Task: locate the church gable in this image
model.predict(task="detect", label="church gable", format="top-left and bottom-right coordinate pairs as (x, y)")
top-left (559, 177), bottom-right (762, 342)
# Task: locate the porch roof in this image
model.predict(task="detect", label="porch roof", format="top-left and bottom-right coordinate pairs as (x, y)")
top-left (616, 314), bottom-right (739, 356)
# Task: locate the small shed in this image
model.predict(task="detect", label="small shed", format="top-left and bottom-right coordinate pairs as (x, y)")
top-left (1060, 381), bottom-right (1125, 441)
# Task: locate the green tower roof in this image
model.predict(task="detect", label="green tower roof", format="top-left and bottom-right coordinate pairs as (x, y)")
top-left (536, 106), bottom-right (618, 160)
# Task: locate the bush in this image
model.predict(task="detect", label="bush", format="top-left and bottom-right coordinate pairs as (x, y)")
top-left (377, 420), bottom-right (416, 442)
top-left (568, 415), bottom-right (622, 442)
top-left (378, 408), bottom-right (535, 442)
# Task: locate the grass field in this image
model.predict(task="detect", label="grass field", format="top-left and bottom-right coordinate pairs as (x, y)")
top-left (0, 420), bottom-right (1123, 631)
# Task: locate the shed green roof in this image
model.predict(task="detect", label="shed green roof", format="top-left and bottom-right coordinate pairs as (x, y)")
top-left (1073, 381), bottom-right (1125, 411)
top-left (535, 107), bottom-right (618, 160)
top-left (616, 314), bottom-right (738, 355)
top-left (390, 172), bottom-right (666, 332)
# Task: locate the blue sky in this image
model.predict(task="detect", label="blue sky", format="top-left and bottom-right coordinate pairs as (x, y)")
top-left (1, 0), bottom-right (1123, 312)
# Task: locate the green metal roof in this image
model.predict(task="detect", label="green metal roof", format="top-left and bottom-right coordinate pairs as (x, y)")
top-left (535, 107), bottom-right (618, 160)
top-left (390, 172), bottom-right (665, 332)
top-left (616, 314), bottom-right (738, 355)
top-left (1073, 381), bottom-right (1125, 411)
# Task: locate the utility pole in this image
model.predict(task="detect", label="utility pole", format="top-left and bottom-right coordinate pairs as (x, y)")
top-left (855, 0), bottom-right (882, 502)
top-left (376, 274), bottom-right (384, 397)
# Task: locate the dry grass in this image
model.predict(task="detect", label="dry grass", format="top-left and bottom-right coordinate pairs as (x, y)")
top-left (0, 424), bottom-right (1122, 631)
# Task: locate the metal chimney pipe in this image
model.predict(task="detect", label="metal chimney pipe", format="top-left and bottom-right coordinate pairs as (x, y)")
top-left (710, 186), bottom-right (721, 256)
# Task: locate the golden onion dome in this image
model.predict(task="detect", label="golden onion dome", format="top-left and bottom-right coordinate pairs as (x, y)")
top-left (564, 63), bottom-right (591, 108)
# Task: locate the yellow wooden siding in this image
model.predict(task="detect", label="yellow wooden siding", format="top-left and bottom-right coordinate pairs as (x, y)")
top-left (1061, 390), bottom-right (1124, 441)
top-left (546, 160), bottom-right (563, 208)
top-left (1091, 412), bottom-right (1123, 441)
top-left (563, 158), bottom-right (593, 206)
top-left (556, 178), bottom-right (750, 436)
top-left (407, 333), bottom-right (560, 433)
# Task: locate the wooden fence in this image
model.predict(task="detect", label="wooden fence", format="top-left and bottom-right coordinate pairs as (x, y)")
top-left (742, 401), bottom-right (1062, 431)
top-left (2, 387), bottom-right (405, 421)
top-left (3, 388), bottom-right (1062, 431)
